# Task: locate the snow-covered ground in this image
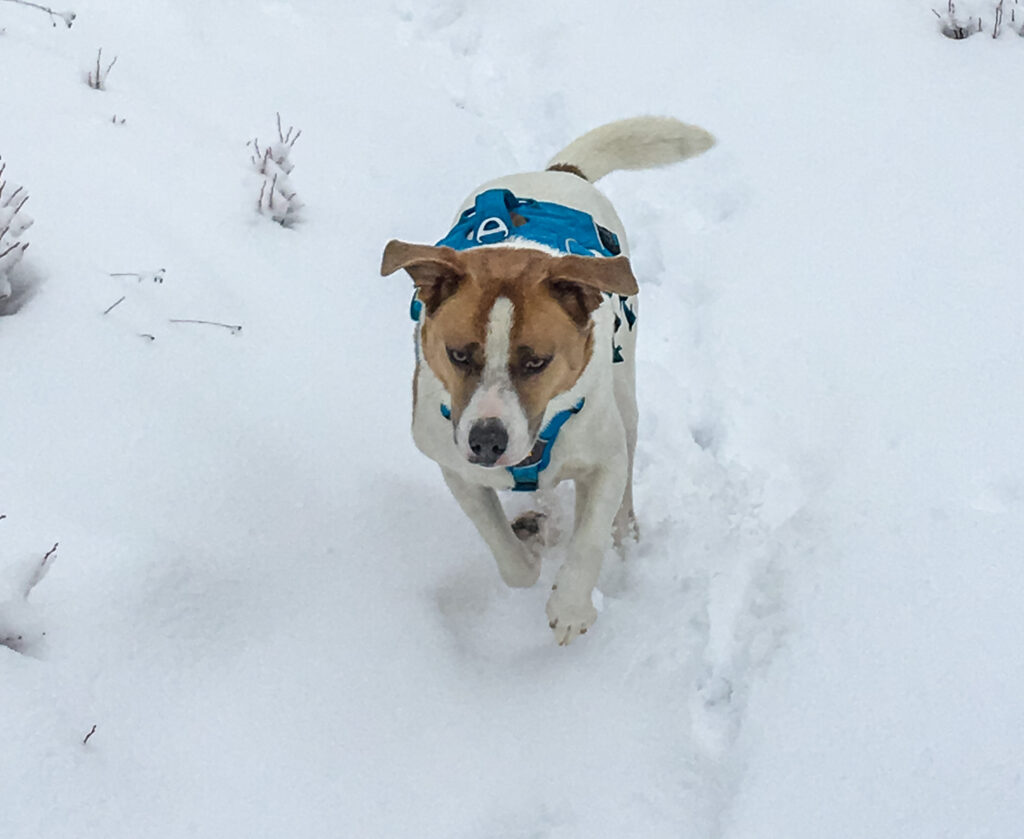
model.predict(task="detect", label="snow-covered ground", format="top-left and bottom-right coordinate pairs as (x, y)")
top-left (2, 1), bottom-right (1022, 836)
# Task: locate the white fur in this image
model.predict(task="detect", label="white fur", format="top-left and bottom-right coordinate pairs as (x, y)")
top-left (546, 115), bottom-right (715, 182)
top-left (454, 297), bottom-right (533, 465)
top-left (482, 297), bottom-right (514, 381)
top-left (409, 117), bottom-right (713, 644)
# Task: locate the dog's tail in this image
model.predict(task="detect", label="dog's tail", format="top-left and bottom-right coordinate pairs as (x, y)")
top-left (545, 116), bottom-right (715, 183)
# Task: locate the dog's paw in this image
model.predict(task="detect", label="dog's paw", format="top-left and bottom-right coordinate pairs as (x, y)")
top-left (511, 510), bottom-right (546, 542)
top-left (545, 591), bottom-right (597, 646)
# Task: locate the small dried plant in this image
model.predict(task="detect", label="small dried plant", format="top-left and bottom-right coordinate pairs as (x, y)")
top-left (0, 0), bottom-right (75, 28)
top-left (249, 113), bottom-right (304, 228)
top-left (932, 0), bottom-right (1024, 38)
top-left (933, 0), bottom-right (977, 37)
top-left (0, 156), bottom-right (33, 305)
top-left (86, 47), bottom-right (117, 90)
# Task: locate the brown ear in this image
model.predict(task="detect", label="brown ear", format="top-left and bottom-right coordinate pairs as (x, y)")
top-left (545, 279), bottom-right (606, 329)
top-left (544, 253), bottom-right (639, 327)
top-left (380, 240), bottom-right (465, 314)
top-left (551, 254), bottom-right (639, 296)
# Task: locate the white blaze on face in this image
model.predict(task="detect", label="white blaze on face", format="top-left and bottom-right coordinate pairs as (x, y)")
top-left (456, 296), bottom-right (532, 466)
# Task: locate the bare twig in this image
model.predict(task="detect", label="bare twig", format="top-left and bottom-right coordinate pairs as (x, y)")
top-left (169, 318), bottom-right (242, 334)
top-left (23, 542), bottom-right (58, 599)
top-left (102, 295), bottom-right (125, 315)
top-left (0, 0), bottom-right (75, 27)
top-left (83, 725), bottom-right (97, 745)
top-left (275, 113), bottom-right (301, 148)
top-left (109, 268), bottom-right (165, 283)
top-left (1, 240), bottom-right (30, 259)
top-left (87, 47), bottom-right (117, 90)
top-left (276, 112), bottom-right (302, 146)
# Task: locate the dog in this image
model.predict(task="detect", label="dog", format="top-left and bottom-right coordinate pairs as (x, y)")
top-left (381, 116), bottom-right (714, 644)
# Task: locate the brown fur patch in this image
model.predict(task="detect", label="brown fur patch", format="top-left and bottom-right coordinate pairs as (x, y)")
top-left (416, 248), bottom-right (598, 432)
top-left (546, 162), bottom-right (589, 181)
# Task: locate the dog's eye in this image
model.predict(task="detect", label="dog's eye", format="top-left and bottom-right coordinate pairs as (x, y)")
top-left (522, 355), bottom-right (551, 374)
top-left (447, 347), bottom-right (471, 366)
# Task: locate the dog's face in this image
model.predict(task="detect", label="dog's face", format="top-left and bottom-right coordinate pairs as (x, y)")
top-left (382, 242), bottom-right (638, 467)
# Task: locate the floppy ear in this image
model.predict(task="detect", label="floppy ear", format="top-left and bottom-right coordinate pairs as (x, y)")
top-left (544, 254), bottom-right (638, 328)
top-left (380, 240), bottom-right (465, 315)
top-left (552, 254), bottom-right (639, 296)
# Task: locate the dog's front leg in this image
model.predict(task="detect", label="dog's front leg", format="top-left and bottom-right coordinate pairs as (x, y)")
top-left (547, 463), bottom-right (627, 645)
top-left (441, 467), bottom-right (541, 588)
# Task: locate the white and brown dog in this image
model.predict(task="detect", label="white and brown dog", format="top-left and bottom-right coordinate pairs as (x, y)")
top-left (381, 116), bottom-right (714, 644)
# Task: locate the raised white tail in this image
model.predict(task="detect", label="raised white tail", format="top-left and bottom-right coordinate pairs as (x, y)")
top-left (546, 116), bottom-right (715, 182)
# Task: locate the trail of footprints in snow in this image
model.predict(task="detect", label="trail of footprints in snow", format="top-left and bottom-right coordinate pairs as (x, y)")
top-left (396, 5), bottom-right (797, 828)
top-left (395, 1), bottom-right (571, 163)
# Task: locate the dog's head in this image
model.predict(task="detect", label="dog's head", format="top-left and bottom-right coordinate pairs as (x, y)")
top-left (381, 241), bottom-right (637, 467)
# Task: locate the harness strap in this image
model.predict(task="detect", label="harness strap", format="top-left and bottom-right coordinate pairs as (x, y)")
top-left (438, 398), bottom-right (585, 491)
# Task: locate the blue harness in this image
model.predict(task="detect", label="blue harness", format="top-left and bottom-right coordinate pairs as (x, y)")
top-left (436, 188), bottom-right (621, 257)
top-left (410, 188), bottom-right (625, 491)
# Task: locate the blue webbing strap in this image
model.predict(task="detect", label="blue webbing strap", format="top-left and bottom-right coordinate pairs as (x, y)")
top-left (437, 398), bottom-right (585, 491)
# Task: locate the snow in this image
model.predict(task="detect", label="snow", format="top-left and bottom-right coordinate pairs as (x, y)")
top-left (1, 1), bottom-right (1022, 837)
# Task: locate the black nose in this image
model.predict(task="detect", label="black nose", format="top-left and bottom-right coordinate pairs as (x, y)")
top-left (468, 418), bottom-right (508, 466)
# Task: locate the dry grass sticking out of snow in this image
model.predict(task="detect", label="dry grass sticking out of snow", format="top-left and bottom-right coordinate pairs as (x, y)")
top-left (0, 156), bottom-right (32, 310)
top-left (249, 113), bottom-right (304, 228)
